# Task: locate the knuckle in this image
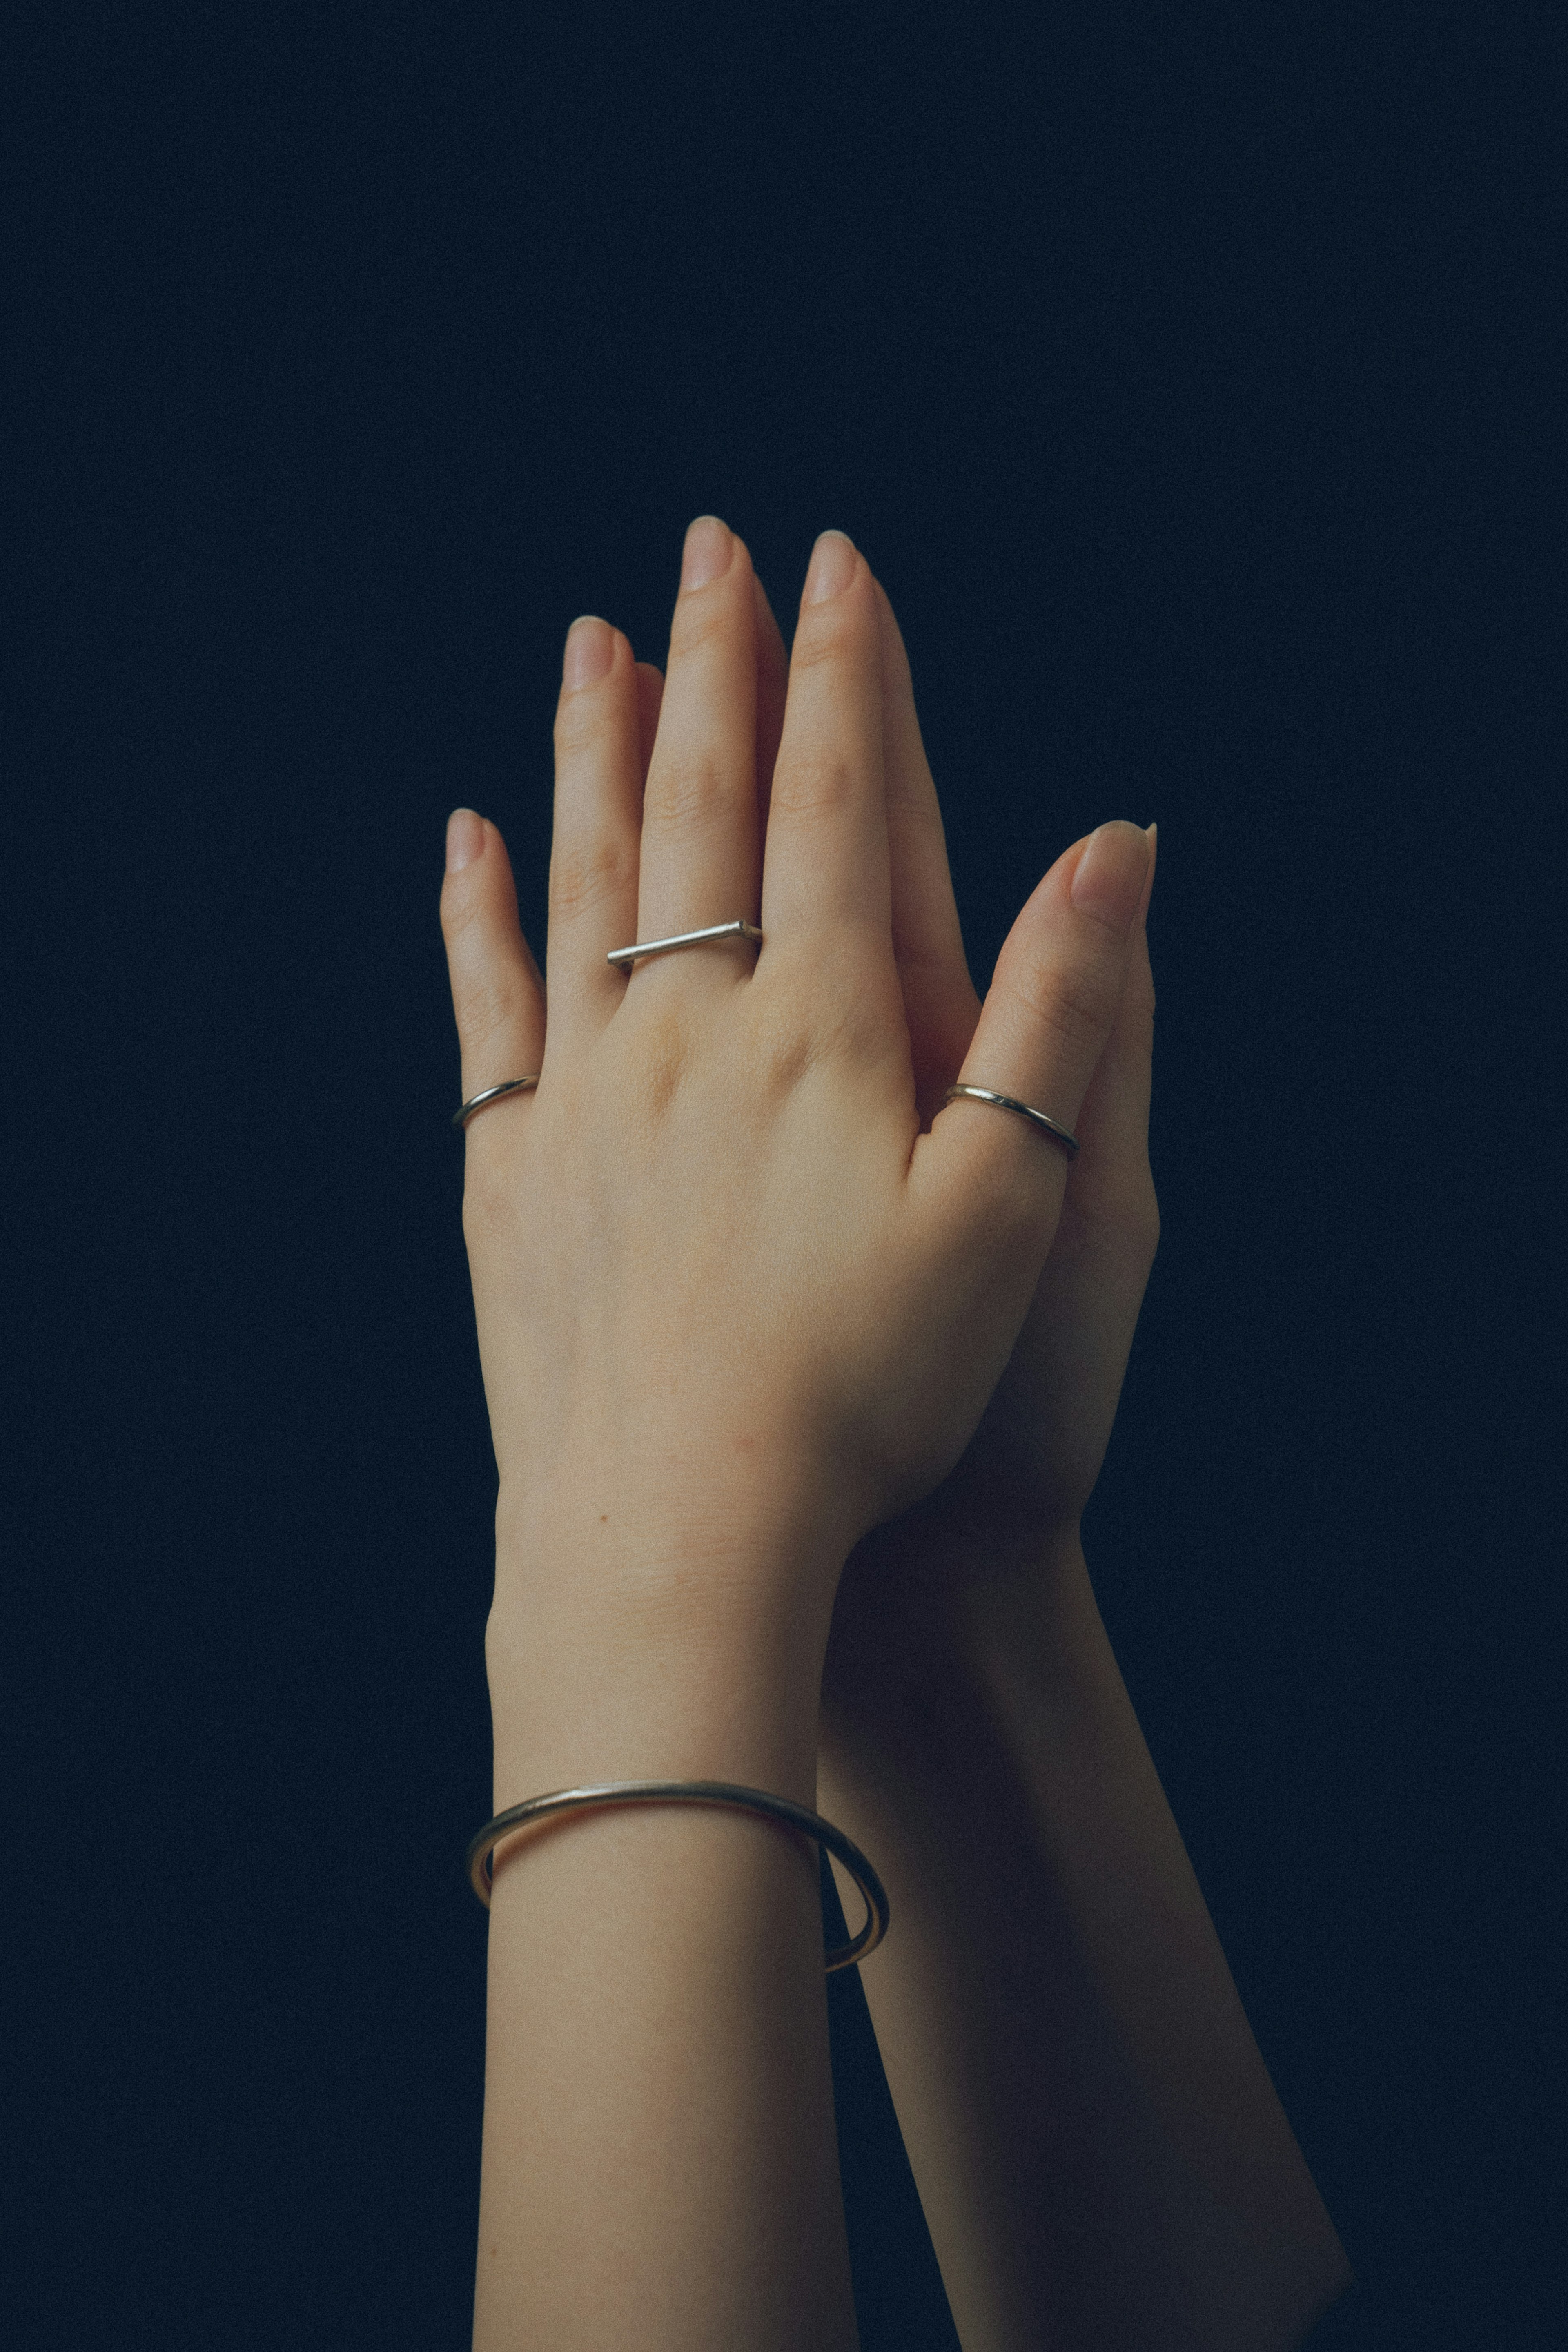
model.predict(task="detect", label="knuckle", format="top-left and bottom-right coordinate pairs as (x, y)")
top-left (789, 605), bottom-right (861, 676)
top-left (439, 881), bottom-right (483, 943)
top-left (553, 694), bottom-right (617, 760)
top-left (768, 748), bottom-right (858, 817)
top-left (441, 867), bottom-right (519, 950)
top-left (548, 834), bottom-right (637, 924)
top-left (453, 969), bottom-right (527, 1053)
top-left (624, 1005), bottom-right (691, 1124)
top-left (641, 751), bottom-right (738, 832)
top-left (666, 593), bottom-right (736, 661)
top-left (756, 1022), bottom-right (816, 1097)
top-left (1014, 948), bottom-right (1120, 1059)
top-left (757, 981), bottom-right (854, 1088)
top-left (746, 950), bottom-right (895, 1087)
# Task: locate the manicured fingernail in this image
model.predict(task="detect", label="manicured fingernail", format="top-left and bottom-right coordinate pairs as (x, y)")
top-left (805, 529), bottom-right (857, 604)
top-left (446, 809), bottom-right (485, 873)
top-left (680, 515), bottom-right (733, 592)
top-left (1071, 820), bottom-right (1151, 933)
top-left (563, 614), bottom-right (614, 689)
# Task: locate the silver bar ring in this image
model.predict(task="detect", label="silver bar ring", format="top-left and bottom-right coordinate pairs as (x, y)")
top-left (943, 1083), bottom-right (1079, 1159)
top-left (452, 1076), bottom-right (539, 1130)
top-left (607, 917), bottom-right (763, 968)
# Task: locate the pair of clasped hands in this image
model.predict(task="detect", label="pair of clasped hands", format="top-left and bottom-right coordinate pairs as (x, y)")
top-left (440, 517), bottom-right (1158, 1715)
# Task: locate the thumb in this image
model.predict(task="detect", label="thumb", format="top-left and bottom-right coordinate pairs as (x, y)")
top-left (1061, 821), bottom-right (1158, 1228)
top-left (915, 819), bottom-right (1152, 1231)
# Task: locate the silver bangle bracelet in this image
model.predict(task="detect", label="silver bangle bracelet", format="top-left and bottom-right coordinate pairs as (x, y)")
top-left (465, 1778), bottom-right (889, 1971)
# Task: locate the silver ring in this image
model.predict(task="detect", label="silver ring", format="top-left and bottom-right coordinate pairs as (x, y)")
top-left (943, 1083), bottom-right (1078, 1159)
top-left (607, 917), bottom-right (763, 969)
top-left (465, 1779), bottom-right (889, 1972)
top-left (452, 1076), bottom-right (539, 1130)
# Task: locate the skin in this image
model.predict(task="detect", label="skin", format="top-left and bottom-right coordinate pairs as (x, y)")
top-left (441, 516), bottom-right (1350, 2349)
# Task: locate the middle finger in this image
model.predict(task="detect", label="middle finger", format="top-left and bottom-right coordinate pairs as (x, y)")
top-left (632, 515), bottom-right (761, 980)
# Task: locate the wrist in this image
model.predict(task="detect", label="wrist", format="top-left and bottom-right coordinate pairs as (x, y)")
top-left (494, 1445), bottom-right (853, 1597)
top-left (486, 1497), bottom-right (849, 1812)
top-left (486, 1630), bottom-right (824, 1815)
top-left (820, 1497), bottom-right (1089, 1738)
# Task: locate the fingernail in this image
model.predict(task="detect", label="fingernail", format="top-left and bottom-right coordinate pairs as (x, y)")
top-left (680, 515), bottom-right (733, 592)
top-left (805, 529), bottom-right (857, 604)
top-left (446, 809), bottom-right (485, 873)
top-left (1070, 820), bottom-right (1151, 934)
top-left (563, 614), bottom-right (615, 689)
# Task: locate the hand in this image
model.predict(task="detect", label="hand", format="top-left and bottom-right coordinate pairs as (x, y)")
top-left (820, 582), bottom-right (1159, 1699)
top-left (439, 517), bottom-right (1152, 1692)
top-left (944, 885), bottom-right (1158, 1547)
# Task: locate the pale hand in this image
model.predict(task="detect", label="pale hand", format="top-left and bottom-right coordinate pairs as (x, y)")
top-left (438, 519), bottom-right (1154, 1692)
top-left (827, 777), bottom-right (1160, 1690)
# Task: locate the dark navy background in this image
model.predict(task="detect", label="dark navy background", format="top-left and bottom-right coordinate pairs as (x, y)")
top-left (6, 6), bottom-right (1561, 2346)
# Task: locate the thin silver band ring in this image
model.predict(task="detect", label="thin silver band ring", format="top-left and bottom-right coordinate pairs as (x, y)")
top-left (452, 1076), bottom-right (539, 1130)
top-left (944, 1083), bottom-right (1079, 1159)
top-left (607, 917), bottom-right (763, 968)
top-left (466, 1779), bottom-right (889, 1972)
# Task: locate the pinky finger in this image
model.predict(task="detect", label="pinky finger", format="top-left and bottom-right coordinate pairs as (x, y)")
top-left (439, 809), bottom-right (547, 1123)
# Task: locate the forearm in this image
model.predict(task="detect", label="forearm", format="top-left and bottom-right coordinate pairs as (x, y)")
top-left (817, 1527), bottom-right (1349, 2352)
top-left (475, 1549), bottom-right (859, 2352)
